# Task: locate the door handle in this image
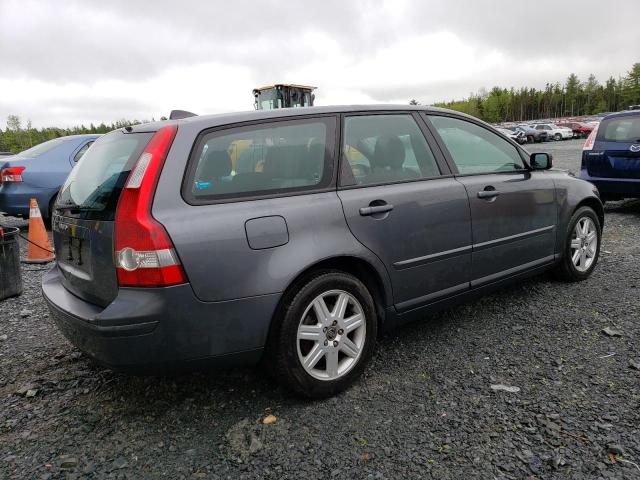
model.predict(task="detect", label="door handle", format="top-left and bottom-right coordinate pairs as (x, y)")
top-left (477, 189), bottom-right (500, 199)
top-left (359, 203), bottom-right (394, 216)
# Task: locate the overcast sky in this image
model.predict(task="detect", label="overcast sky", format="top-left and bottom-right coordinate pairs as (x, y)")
top-left (1, 0), bottom-right (638, 128)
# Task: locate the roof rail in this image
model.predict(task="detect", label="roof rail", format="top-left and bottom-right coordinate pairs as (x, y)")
top-left (169, 110), bottom-right (198, 120)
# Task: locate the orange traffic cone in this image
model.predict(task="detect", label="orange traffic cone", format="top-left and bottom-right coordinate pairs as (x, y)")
top-left (24, 198), bottom-right (55, 264)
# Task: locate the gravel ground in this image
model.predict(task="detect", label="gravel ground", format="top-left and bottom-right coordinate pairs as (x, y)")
top-left (1, 139), bottom-right (639, 479)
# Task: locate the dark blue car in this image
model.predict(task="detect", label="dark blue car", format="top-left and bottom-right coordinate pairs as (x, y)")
top-left (0, 134), bottom-right (99, 221)
top-left (581, 110), bottom-right (640, 201)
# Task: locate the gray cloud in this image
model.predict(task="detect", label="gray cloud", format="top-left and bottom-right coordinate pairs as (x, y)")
top-left (0, 0), bottom-right (638, 127)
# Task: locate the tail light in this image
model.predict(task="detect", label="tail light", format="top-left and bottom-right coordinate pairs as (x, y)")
top-left (1, 166), bottom-right (25, 183)
top-left (583, 123), bottom-right (599, 151)
top-left (114, 125), bottom-right (187, 287)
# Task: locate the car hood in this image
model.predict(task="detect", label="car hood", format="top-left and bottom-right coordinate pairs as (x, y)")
top-left (550, 167), bottom-right (574, 176)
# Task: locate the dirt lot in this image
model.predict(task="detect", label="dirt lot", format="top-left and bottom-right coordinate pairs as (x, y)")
top-left (1, 139), bottom-right (639, 479)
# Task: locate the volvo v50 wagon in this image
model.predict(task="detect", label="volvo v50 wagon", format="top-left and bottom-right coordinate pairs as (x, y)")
top-left (43, 106), bottom-right (603, 398)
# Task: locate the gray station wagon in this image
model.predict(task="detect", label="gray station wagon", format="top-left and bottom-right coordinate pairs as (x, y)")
top-left (43, 105), bottom-right (603, 398)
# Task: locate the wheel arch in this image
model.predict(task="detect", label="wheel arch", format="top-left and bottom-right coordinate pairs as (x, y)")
top-left (263, 255), bottom-right (392, 358)
top-left (575, 196), bottom-right (604, 229)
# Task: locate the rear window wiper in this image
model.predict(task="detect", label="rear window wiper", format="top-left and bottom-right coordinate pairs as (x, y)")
top-left (56, 202), bottom-right (103, 213)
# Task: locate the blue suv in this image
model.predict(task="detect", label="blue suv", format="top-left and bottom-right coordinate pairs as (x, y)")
top-left (581, 110), bottom-right (640, 201)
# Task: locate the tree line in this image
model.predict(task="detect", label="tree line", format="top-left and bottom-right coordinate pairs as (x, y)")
top-left (418, 62), bottom-right (640, 124)
top-left (0, 115), bottom-right (166, 154)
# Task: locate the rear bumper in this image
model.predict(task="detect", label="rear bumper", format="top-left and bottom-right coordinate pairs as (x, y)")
top-left (0, 184), bottom-right (56, 217)
top-left (42, 266), bottom-right (280, 372)
top-left (580, 169), bottom-right (640, 198)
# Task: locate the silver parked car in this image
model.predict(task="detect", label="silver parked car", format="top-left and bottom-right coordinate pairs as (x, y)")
top-left (43, 105), bottom-right (603, 398)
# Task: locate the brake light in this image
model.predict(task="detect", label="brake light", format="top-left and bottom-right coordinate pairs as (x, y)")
top-left (583, 123), bottom-right (599, 151)
top-left (114, 125), bottom-right (187, 287)
top-left (0, 166), bottom-right (25, 183)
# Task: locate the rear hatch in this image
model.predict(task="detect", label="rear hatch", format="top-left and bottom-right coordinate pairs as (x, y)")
top-left (53, 130), bottom-right (154, 307)
top-left (586, 115), bottom-right (640, 179)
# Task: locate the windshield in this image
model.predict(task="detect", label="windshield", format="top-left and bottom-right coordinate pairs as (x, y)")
top-left (13, 137), bottom-right (69, 158)
top-left (256, 89), bottom-right (283, 110)
top-left (57, 131), bottom-right (152, 220)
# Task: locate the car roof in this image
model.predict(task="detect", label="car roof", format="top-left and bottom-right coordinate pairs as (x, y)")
top-left (602, 110), bottom-right (640, 120)
top-left (64, 134), bottom-right (102, 139)
top-left (126, 105), bottom-right (467, 133)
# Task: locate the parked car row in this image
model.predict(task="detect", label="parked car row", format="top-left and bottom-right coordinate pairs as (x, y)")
top-left (495, 127), bottom-right (527, 144)
top-left (511, 124), bottom-right (548, 143)
top-left (531, 123), bottom-right (574, 141)
top-left (556, 121), bottom-right (594, 138)
top-left (496, 120), bottom-right (598, 143)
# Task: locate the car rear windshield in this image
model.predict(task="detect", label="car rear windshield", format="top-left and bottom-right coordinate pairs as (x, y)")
top-left (56, 131), bottom-right (153, 220)
top-left (13, 137), bottom-right (68, 158)
top-left (598, 116), bottom-right (640, 143)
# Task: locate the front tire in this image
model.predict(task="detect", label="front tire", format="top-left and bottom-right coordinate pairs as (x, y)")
top-left (554, 206), bottom-right (601, 281)
top-left (554, 133), bottom-right (562, 141)
top-left (269, 270), bottom-right (377, 398)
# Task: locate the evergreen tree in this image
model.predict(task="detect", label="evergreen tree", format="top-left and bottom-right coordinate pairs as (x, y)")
top-left (433, 62), bottom-right (639, 123)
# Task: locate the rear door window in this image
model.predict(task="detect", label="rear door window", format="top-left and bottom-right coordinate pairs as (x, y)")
top-left (57, 131), bottom-right (153, 220)
top-left (341, 114), bottom-right (441, 186)
top-left (428, 115), bottom-right (525, 174)
top-left (184, 117), bottom-right (336, 203)
top-left (72, 141), bottom-right (94, 163)
top-left (598, 116), bottom-right (640, 143)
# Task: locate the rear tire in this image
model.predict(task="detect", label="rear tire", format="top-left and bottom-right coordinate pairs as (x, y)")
top-left (554, 206), bottom-right (601, 282)
top-left (269, 270), bottom-right (377, 398)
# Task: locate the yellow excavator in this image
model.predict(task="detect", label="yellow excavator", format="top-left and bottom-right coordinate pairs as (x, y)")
top-left (253, 84), bottom-right (316, 110)
top-left (215, 85), bottom-right (317, 173)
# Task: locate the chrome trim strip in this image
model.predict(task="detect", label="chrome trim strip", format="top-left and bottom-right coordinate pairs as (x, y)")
top-left (472, 225), bottom-right (555, 251)
top-left (393, 225), bottom-right (555, 270)
top-left (393, 245), bottom-right (472, 270)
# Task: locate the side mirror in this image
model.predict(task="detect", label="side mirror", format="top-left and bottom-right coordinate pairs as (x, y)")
top-left (530, 152), bottom-right (552, 170)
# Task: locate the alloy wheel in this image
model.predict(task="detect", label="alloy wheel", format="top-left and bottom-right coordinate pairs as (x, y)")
top-left (296, 290), bottom-right (366, 381)
top-left (570, 216), bottom-right (598, 272)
